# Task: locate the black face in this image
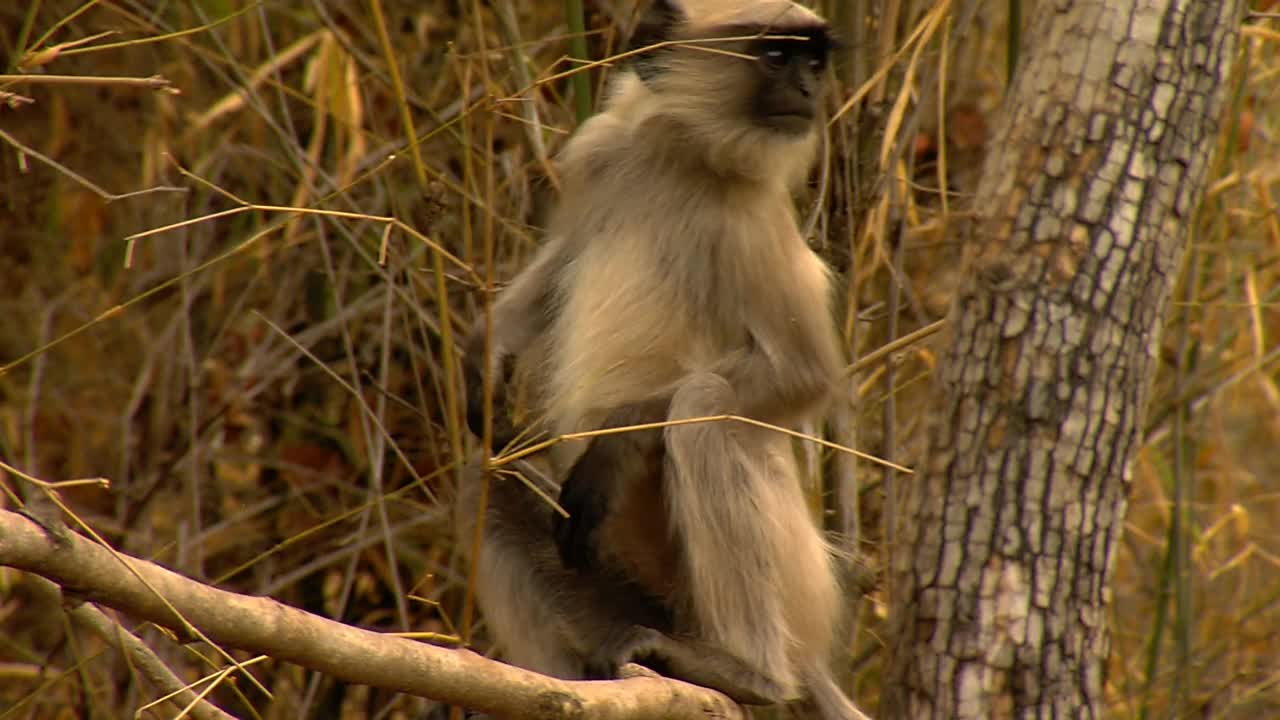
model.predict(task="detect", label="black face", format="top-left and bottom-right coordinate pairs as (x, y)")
top-left (750, 30), bottom-right (830, 134)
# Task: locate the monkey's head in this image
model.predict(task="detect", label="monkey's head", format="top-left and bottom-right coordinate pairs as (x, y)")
top-left (624, 0), bottom-right (832, 182)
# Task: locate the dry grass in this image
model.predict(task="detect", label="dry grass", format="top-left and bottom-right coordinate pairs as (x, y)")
top-left (0, 2), bottom-right (1276, 718)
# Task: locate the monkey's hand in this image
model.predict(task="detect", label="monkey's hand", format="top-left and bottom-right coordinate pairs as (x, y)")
top-left (583, 625), bottom-right (667, 681)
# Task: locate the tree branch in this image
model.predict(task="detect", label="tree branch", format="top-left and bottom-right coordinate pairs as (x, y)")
top-left (0, 509), bottom-right (744, 720)
top-left (38, 575), bottom-right (238, 720)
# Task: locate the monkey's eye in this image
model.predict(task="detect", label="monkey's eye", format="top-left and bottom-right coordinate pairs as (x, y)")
top-left (762, 48), bottom-right (789, 68)
top-left (755, 38), bottom-right (826, 73)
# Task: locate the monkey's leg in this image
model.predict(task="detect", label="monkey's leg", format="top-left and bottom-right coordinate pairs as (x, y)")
top-left (457, 460), bottom-right (586, 678)
top-left (549, 399), bottom-right (800, 706)
top-left (553, 398), bottom-right (668, 571)
top-left (458, 458), bottom-right (677, 680)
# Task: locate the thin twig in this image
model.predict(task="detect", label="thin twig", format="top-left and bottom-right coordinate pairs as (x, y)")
top-left (0, 73), bottom-right (178, 91)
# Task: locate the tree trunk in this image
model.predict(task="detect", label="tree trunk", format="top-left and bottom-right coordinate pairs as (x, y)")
top-left (884, 2), bottom-right (1244, 718)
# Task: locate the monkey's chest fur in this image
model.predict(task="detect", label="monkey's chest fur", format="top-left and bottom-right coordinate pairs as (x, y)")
top-left (545, 184), bottom-right (827, 436)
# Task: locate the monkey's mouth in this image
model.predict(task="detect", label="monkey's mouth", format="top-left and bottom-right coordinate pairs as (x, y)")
top-left (759, 110), bottom-right (815, 134)
top-left (756, 94), bottom-right (816, 133)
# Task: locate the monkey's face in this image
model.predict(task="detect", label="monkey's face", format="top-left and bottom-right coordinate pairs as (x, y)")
top-left (626, 0), bottom-right (831, 181)
top-left (641, 28), bottom-right (831, 143)
top-left (746, 32), bottom-right (829, 135)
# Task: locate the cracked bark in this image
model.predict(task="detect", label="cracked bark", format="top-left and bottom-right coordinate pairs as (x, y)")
top-left (884, 2), bottom-right (1244, 718)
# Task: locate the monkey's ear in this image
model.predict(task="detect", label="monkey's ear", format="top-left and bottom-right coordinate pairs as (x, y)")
top-left (629, 0), bottom-right (684, 81)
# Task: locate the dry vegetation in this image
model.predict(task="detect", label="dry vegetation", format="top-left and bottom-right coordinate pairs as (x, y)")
top-left (0, 1), bottom-right (1277, 718)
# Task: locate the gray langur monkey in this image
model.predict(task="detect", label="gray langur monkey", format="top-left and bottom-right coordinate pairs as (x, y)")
top-left (459, 1), bottom-right (868, 718)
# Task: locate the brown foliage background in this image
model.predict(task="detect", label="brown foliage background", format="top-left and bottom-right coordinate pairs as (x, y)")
top-left (0, 2), bottom-right (1277, 718)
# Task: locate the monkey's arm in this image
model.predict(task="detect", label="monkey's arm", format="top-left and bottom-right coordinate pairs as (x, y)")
top-left (464, 241), bottom-right (564, 447)
top-left (717, 283), bottom-right (844, 421)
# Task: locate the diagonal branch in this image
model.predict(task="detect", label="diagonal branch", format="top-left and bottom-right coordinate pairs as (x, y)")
top-left (0, 509), bottom-right (744, 720)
